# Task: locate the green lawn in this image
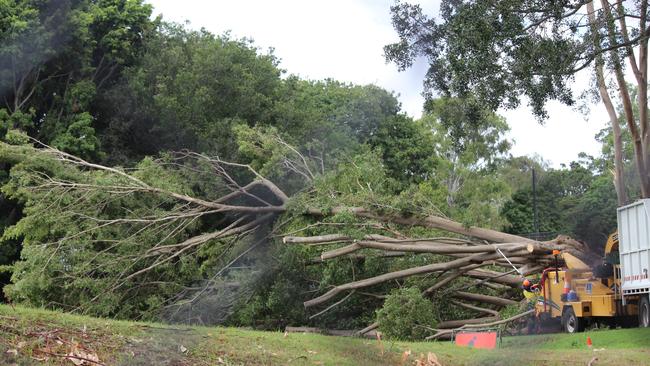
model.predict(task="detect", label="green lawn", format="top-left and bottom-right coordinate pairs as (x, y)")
top-left (1, 304), bottom-right (649, 365)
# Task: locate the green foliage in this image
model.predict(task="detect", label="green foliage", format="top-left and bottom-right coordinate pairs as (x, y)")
top-left (0, 143), bottom-right (228, 319)
top-left (100, 23), bottom-right (282, 160)
top-left (425, 97), bottom-right (511, 169)
top-left (51, 112), bottom-right (102, 159)
top-left (499, 303), bottom-right (524, 322)
top-left (412, 97), bottom-right (513, 228)
top-left (0, 109), bottom-right (34, 135)
top-left (3, 128), bottom-right (29, 145)
top-left (369, 115), bottom-right (437, 188)
top-left (0, 0), bottom-right (154, 156)
top-left (376, 287), bottom-right (437, 340)
top-left (500, 158), bottom-right (616, 248)
top-left (274, 78), bottom-right (400, 146)
top-left (385, 1), bottom-right (602, 119)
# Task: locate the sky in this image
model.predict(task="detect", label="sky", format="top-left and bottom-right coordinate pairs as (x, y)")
top-left (146, 0), bottom-right (609, 167)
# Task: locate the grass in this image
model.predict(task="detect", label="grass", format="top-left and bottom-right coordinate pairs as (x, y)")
top-left (1, 304), bottom-right (650, 365)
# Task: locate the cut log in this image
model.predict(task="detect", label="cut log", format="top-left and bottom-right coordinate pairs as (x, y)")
top-left (307, 207), bottom-right (536, 244)
top-left (319, 240), bottom-right (530, 260)
top-left (308, 252), bottom-right (405, 264)
top-left (451, 291), bottom-right (518, 307)
top-left (451, 300), bottom-right (500, 317)
top-left (284, 326), bottom-right (376, 338)
top-left (464, 269), bottom-right (521, 287)
top-left (423, 264), bottom-right (485, 295)
top-left (437, 316), bottom-right (500, 329)
top-left (461, 309), bottom-right (534, 329)
top-left (297, 206), bottom-right (600, 327)
top-left (425, 310), bottom-right (535, 340)
top-left (320, 243), bottom-right (362, 260)
top-left (518, 264), bottom-right (545, 276)
top-left (303, 208), bottom-right (599, 264)
top-left (478, 282), bottom-right (510, 290)
top-left (283, 234), bottom-right (351, 244)
top-left (304, 250), bottom-right (528, 307)
top-left (357, 322), bottom-right (379, 335)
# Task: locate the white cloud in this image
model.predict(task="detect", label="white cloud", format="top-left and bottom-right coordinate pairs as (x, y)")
top-left (145, 0), bottom-right (606, 167)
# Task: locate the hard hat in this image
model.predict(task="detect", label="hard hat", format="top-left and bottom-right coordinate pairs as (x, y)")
top-left (523, 279), bottom-right (531, 287)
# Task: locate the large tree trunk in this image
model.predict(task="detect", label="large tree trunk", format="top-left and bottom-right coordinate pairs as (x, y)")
top-left (601, 0), bottom-right (650, 197)
top-left (588, 0), bottom-right (627, 205)
top-left (307, 206), bottom-right (535, 244)
top-left (464, 268), bottom-right (522, 287)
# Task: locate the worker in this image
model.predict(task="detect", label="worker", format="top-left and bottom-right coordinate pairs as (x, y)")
top-left (522, 279), bottom-right (539, 307)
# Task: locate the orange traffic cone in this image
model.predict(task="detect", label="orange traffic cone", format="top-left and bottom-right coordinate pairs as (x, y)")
top-left (562, 273), bottom-right (571, 301)
top-left (587, 336), bottom-right (592, 347)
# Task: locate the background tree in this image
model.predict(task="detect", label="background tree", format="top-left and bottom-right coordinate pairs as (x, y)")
top-left (0, 0), bottom-right (155, 158)
top-left (385, 0), bottom-right (650, 202)
top-left (421, 97), bottom-right (512, 228)
top-left (0, 0), bottom-right (155, 298)
top-left (98, 23), bottom-right (283, 162)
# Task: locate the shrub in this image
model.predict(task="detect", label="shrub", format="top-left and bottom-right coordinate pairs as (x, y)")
top-left (376, 287), bottom-right (437, 340)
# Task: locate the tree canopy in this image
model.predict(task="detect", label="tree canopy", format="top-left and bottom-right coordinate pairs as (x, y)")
top-left (386, 0), bottom-right (650, 201)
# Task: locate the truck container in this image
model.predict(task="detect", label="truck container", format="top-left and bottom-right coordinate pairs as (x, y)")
top-left (617, 199), bottom-right (650, 300)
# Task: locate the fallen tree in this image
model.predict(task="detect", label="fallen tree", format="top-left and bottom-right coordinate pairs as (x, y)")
top-left (1, 140), bottom-right (599, 334)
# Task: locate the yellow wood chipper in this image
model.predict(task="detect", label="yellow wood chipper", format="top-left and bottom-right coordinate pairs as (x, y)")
top-left (533, 200), bottom-right (650, 333)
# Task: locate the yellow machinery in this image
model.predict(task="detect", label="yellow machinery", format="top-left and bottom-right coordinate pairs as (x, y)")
top-left (534, 233), bottom-right (640, 333)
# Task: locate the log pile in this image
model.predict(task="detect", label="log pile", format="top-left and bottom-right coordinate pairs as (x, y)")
top-left (285, 207), bottom-right (600, 334)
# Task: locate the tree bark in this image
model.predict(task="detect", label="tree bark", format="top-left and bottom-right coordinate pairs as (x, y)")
top-left (304, 250), bottom-right (526, 308)
top-left (451, 291), bottom-right (518, 307)
top-left (601, 0), bottom-right (650, 197)
top-left (423, 264), bottom-right (485, 295)
top-left (451, 300), bottom-right (500, 317)
top-left (436, 316), bottom-right (500, 329)
top-left (588, 0), bottom-right (627, 205)
top-left (320, 240), bottom-right (531, 260)
top-left (425, 309), bottom-right (535, 340)
top-left (615, 1), bottom-right (649, 177)
top-left (283, 234), bottom-right (351, 244)
top-left (307, 206), bottom-right (535, 244)
top-left (464, 269), bottom-right (522, 287)
top-left (357, 322), bottom-right (379, 335)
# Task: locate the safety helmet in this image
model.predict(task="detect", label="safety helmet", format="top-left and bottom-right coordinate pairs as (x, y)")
top-left (522, 279), bottom-right (531, 287)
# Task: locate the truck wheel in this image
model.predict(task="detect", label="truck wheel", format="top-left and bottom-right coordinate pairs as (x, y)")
top-left (639, 296), bottom-right (650, 328)
top-left (562, 307), bottom-right (584, 333)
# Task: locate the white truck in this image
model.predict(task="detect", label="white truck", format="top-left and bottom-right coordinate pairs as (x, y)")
top-left (617, 199), bottom-right (650, 325)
